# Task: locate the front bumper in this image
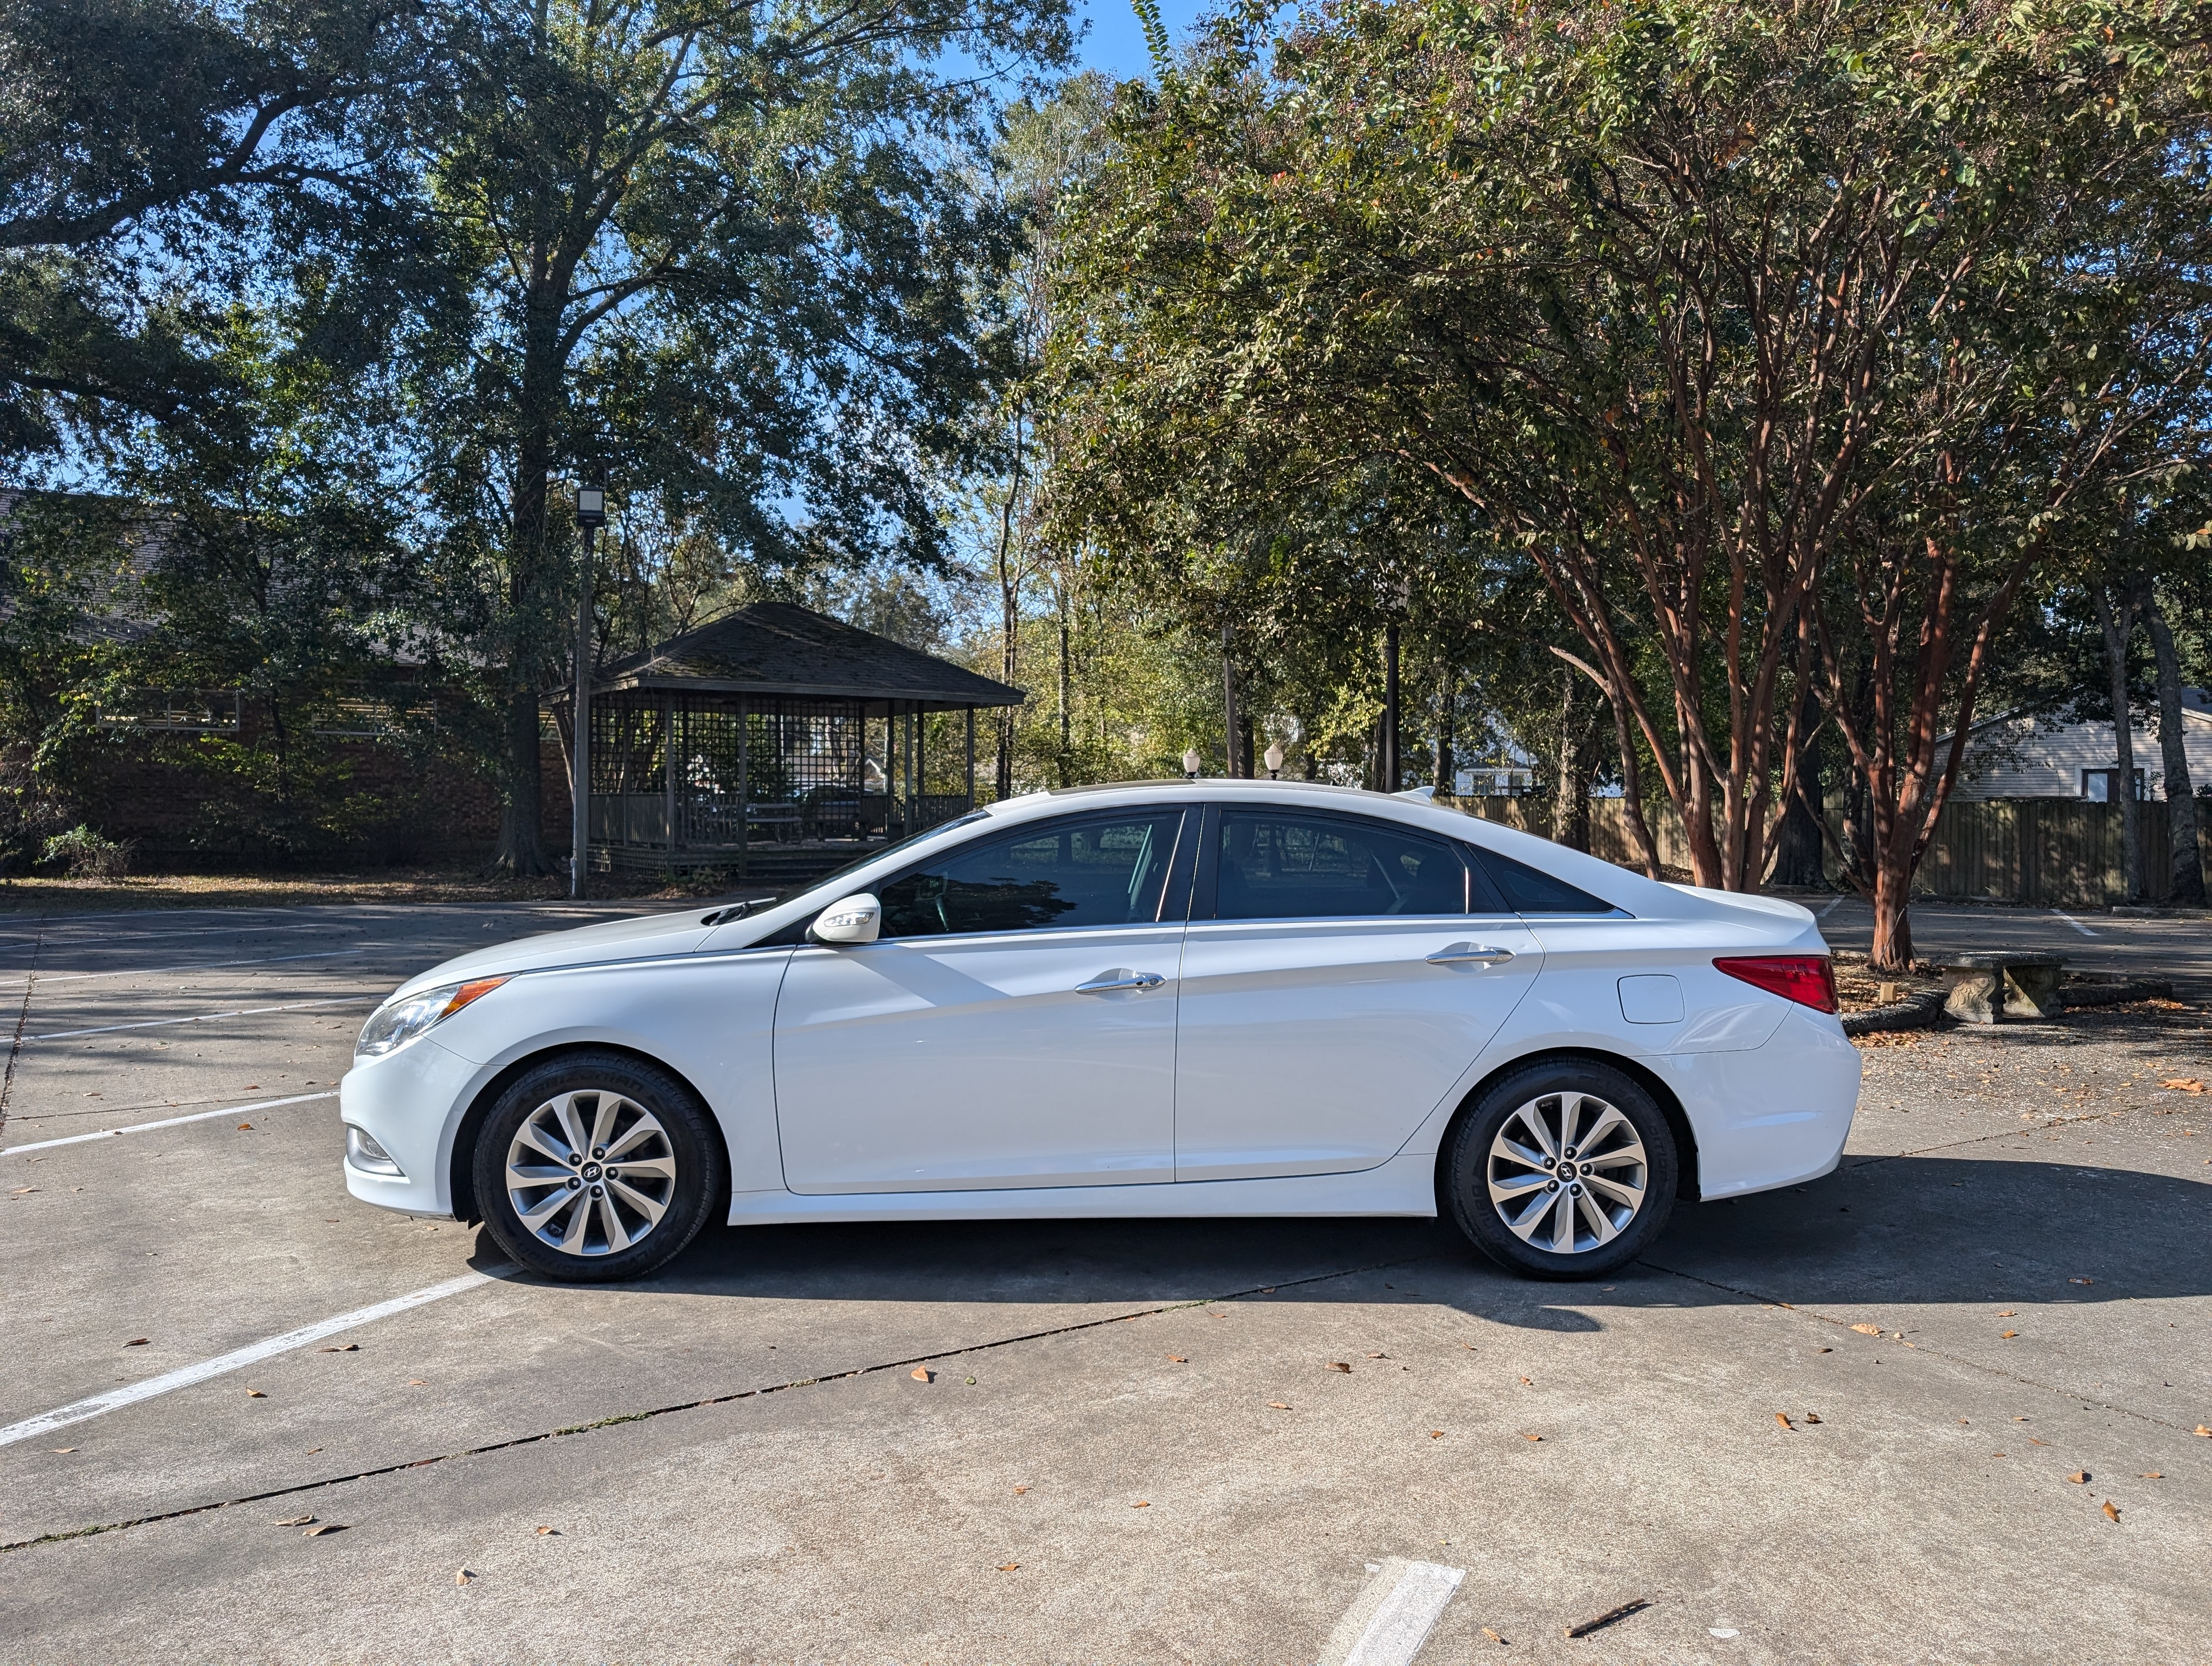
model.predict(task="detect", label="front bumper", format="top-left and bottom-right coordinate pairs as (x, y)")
top-left (339, 1037), bottom-right (484, 1218)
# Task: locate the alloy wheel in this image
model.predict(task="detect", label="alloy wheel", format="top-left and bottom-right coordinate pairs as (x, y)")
top-left (504, 1090), bottom-right (678, 1257)
top-left (1486, 1091), bottom-right (1648, 1255)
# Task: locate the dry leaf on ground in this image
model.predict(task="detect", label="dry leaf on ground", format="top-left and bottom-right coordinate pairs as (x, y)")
top-left (1996, 1310), bottom-right (2016, 1318)
top-left (1267, 1401), bottom-right (1291, 1410)
top-left (124, 1338), bottom-right (149, 1347)
top-left (1327, 1361), bottom-right (1351, 1373)
top-left (2002, 1331), bottom-right (2020, 1339)
top-left (1850, 1323), bottom-right (1882, 1336)
top-left (1166, 1355), bottom-right (1187, 1363)
top-left (910, 1366), bottom-right (933, 1382)
top-left (2161, 1079), bottom-right (2205, 1093)
top-left (535, 1526), bottom-right (560, 1535)
top-left (1521, 1432), bottom-right (1543, 1442)
top-left (273, 1515), bottom-right (314, 1527)
top-left (50, 1447), bottom-right (75, 1453)
top-left (2141, 1472), bottom-right (2163, 1479)
top-left (455, 1570), bottom-right (472, 1585)
top-left (303, 1523), bottom-right (346, 1537)
top-left (998, 1563), bottom-right (1019, 1572)
top-left (1367, 1352), bottom-right (1387, 1359)
top-left (1430, 1431), bottom-right (1445, 1439)
top-left (1012, 1485), bottom-right (1028, 1495)
top-left (2068, 1470), bottom-right (2089, 1483)
top-left (245, 1388), bottom-right (267, 1398)
top-left (1131, 1501), bottom-right (1149, 1508)
top-left (404, 1378), bottom-right (427, 1386)
top-left (320, 1343), bottom-right (358, 1353)
top-left (1519, 1375), bottom-right (1533, 1385)
top-left (2194, 1426), bottom-right (2212, 1438)
top-left (236, 1123), bottom-right (253, 1131)
top-left (2102, 1500), bottom-right (2121, 1522)
top-left (1804, 1413), bottom-right (1822, 1424)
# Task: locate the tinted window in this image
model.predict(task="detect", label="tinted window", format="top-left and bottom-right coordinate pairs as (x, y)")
top-left (1472, 846), bottom-right (1618, 914)
top-left (1213, 811), bottom-right (1466, 920)
top-left (878, 811), bottom-right (1184, 938)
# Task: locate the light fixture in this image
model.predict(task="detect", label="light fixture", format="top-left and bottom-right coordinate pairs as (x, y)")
top-left (1264, 741), bottom-right (1285, 779)
top-left (1182, 747), bottom-right (1203, 779)
top-left (574, 485), bottom-right (607, 528)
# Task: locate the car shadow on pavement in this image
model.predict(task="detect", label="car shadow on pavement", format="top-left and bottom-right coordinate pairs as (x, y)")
top-left (500, 1152), bottom-right (2209, 1329)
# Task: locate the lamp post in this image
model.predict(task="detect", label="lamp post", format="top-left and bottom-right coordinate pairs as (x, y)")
top-left (1182, 747), bottom-right (1203, 780)
top-left (571, 484), bottom-right (606, 900)
top-left (1264, 741), bottom-right (1285, 780)
top-left (1382, 619), bottom-right (1401, 793)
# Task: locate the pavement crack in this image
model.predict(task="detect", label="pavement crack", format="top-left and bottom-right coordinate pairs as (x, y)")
top-left (1636, 1257), bottom-right (2198, 1439)
top-left (0, 1252), bottom-right (1426, 1556)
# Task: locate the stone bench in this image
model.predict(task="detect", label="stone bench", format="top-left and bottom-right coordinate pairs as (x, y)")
top-left (1939, 953), bottom-right (2066, 1024)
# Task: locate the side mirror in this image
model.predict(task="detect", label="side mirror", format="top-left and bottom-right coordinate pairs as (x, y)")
top-left (809, 892), bottom-right (881, 945)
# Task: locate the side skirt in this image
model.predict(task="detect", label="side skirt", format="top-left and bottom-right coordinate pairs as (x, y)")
top-left (724, 1152), bottom-right (1439, 1225)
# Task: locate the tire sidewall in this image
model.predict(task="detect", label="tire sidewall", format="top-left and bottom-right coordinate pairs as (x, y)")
top-left (473, 1052), bottom-right (721, 1283)
top-left (1444, 1059), bottom-right (1679, 1280)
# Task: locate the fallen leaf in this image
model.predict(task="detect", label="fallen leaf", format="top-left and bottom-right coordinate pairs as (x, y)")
top-left (2068, 1470), bottom-right (2089, 1484)
top-left (2102, 1500), bottom-right (2120, 1522)
top-left (1522, 1432), bottom-right (1543, 1442)
top-left (1804, 1413), bottom-right (1822, 1424)
top-left (910, 1366), bottom-right (933, 1383)
top-left (244, 1085), bottom-right (260, 1090)
top-left (2001, 1331), bottom-right (2019, 1339)
top-left (1327, 1361), bottom-right (1351, 1373)
top-left (1850, 1323), bottom-right (1882, 1336)
top-left (1429, 1430), bottom-right (1445, 1439)
top-left (2160, 1078), bottom-right (2205, 1093)
top-left (2141, 1472), bottom-right (2163, 1479)
top-left (302, 1523), bottom-right (346, 1537)
top-left (2030, 1438), bottom-right (2052, 1446)
top-left (1131, 1500), bottom-right (1149, 1508)
top-left (998, 1563), bottom-right (1019, 1572)
top-left (535, 1526), bottom-right (560, 1535)
top-left (274, 1515), bottom-right (315, 1527)
top-left (1775, 1412), bottom-right (1794, 1430)
top-left (2194, 1426), bottom-right (2211, 1438)
top-left (1996, 1310), bottom-right (2016, 1318)
top-left (1519, 1375), bottom-right (1532, 1385)
top-left (1367, 1352), bottom-right (1387, 1359)
top-left (1167, 1355), bottom-right (1187, 1363)
top-left (319, 1343), bottom-right (358, 1353)
top-left (236, 1123), bottom-right (253, 1131)
top-left (1481, 1626), bottom-right (1506, 1645)
top-left (404, 1379), bottom-right (427, 1386)
top-left (455, 1569), bottom-right (473, 1585)
top-left (125, 1337), bottom-right (149, 1347)
top-left (2070, 1277), bottom-right (2094, 1286)
top-left (245, 1388), bottom-right (267, 1398)
top-left (1267, 1401), bottom-right (1290, 1410)
top-left (1012, 1485), bottom-right (1028, 1495)
top-left (50, 1447), bottom-right (76, 1453)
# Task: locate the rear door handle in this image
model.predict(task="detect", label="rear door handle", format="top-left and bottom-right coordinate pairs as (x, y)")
top-left (1426, 944), bottom-right (1515, 965)
top-left (1076, 970), bottom-right (1167, 994)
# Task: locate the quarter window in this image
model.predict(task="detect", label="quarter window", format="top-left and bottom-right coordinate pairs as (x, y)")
top-left (1471, 845), bottom-right (1618, 914)
top-left (1212, 811), bottom-right (1467, 920)
top-left (877, 810), bottom-right (1186, 938)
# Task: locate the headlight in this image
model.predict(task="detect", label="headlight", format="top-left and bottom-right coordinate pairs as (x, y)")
top-left (355, 977), bottom-right (509, 1059)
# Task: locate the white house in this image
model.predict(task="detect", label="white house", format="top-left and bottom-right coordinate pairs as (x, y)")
top-left (1948, 690), bottom-right (2212, 802)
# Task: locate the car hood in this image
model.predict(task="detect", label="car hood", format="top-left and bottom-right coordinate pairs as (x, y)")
top-left (382, 906), bottom-right (719, 1005)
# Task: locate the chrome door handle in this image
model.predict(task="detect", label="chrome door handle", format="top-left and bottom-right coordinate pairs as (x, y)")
top-left (1426, 944), bottom-right (1515, 965)
top-left (1076, 970), bottom-right (1167, 994)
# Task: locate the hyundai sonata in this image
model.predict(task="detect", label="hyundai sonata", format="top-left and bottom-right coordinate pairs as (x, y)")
top-left (340, 781), bottom-right (1859, 1281)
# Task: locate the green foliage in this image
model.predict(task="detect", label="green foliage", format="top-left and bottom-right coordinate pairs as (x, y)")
top-left (41, 822), bottom-right (129, 877)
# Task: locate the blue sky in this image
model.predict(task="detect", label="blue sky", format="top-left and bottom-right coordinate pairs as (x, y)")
top-left (1070, 0), bottom-right (1213, 79)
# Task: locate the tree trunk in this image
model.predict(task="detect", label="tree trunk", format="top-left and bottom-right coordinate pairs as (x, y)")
top-left (2094, 575), bottom-right (2145, 902)
top-left (1434, 664), bottom-right (1456, 795)
top-left (1869, 849), bottom-right (1914, 967)
top-left (1771, 682), bottom-right (1826, 886)
top-left (2145, 587), bottom-right (2204, 905)
top-left (1549, 663), bottom-right (1591, 852)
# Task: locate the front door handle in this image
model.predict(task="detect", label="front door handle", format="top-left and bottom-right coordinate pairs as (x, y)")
top-left (1426, 944), bottom-right (1516, 966)
top-left (1076, 970), bottom-right (1167, 994)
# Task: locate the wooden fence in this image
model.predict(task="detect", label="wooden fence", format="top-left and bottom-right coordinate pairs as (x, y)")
top-left (1450, 793), bottom-right (2203, 906)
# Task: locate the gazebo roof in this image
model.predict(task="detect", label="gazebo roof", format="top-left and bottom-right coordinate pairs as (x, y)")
top-left (581, 601), bottom-right (1024, 710)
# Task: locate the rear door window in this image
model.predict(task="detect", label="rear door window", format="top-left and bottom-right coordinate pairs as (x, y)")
top-left (1209, 810), bottom-right (1469, 920)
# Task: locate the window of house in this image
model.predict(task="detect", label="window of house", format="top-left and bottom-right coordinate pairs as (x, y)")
top-left (2081, 768), bottom-right (2147, 803)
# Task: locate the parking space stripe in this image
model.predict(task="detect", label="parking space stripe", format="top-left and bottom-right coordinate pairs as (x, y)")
top-left (2052, 909), bottom-right (2099, 937)
top-left (2, 1091), bottom-right (337, 1155)
top-left (1321, 1559), bottom-right (1467, 1666)
top-left (26, 995), bottom-right (372, 1042)
top-left (0, 1268), bottom-right (509, 1450)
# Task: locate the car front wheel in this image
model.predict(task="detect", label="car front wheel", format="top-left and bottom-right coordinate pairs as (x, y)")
top-left (1443, 1059), bottom-right (1679, 1280)
top-left (473, 1052), bottom-right (722, 1283)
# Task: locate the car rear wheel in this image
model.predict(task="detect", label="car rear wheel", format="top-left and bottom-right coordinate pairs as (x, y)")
top-left (1443, 1059), bottom-right (1678, 1280)
top-left (473, 1052), bottom-right (722, 1283)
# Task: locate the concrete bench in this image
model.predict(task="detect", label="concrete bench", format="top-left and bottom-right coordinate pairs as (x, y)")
top-left (1939, 953), bottom-right (2066, 1024)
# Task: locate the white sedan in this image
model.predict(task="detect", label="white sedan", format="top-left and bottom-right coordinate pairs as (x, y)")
top-left (340, 781), bottom-right (1860, 1281)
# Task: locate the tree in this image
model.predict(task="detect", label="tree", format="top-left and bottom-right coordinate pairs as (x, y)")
top-left (407, 0), bottom-right (1072, 873)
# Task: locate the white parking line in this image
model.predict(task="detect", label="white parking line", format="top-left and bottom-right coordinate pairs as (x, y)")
top-left (0, 947), bottom-right (364, 992)
top-left (27, 995), bottom-right (373, 1042)
top-left (2052, 909), bottom-right (2099, 938)
top-left (0, 1267), bottom-right (509, 1449)
top-left (2, 1091), bottom-right (338, 1155)
top-left (1321, 1559), bottom-right (1467, 1666)
top-left (1817, 895), bottom-right (1848, 918)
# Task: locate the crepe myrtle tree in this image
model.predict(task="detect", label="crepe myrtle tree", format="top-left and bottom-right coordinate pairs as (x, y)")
top-left (1049, 0), bottom-right (2212, 957)
top-left (411, 0), bottom-right (1072, 874)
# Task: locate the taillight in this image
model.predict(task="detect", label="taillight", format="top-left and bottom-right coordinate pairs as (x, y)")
top-left (1714, 955), bottom-right (1838, 1014)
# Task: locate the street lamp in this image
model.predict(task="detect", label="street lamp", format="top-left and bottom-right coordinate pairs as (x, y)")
top-left (571, 484), bottom-right (607, 900)
top-left (1264, 741), bottom-right (1285, 779)
top-left (1182, 747), bottom-right (1203, 780)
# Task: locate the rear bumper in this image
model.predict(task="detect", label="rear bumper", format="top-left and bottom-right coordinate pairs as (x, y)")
top-left (339, 1038), bottom-right (483, 1218)
top-left (1654, 1008), bottom-right (1861, 1200)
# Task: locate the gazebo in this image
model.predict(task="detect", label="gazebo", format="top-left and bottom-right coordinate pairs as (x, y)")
top-left (554, 601), bottom-right (1023, 880)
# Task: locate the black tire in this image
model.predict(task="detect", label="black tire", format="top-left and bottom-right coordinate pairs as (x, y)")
top-left (1442, 1058), bottom-right (1678, 1280)
top-left (472, 1050), bottom-right (723, 1283)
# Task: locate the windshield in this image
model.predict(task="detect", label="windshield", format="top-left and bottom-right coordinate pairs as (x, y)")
top-left (761, 810), bottom-right (991, 905)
